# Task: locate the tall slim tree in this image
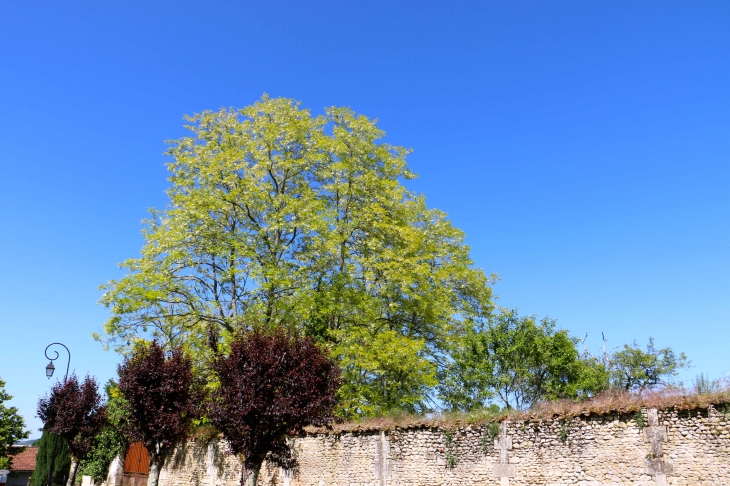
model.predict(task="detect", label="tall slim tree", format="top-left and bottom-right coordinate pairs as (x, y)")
top-left (99, 95), bottom-right (495, 413)
top-left (209, 329), bottom-right (340, 486)
top-left (117, 342), bottom-right (200, 486)
top-left (37, 375), bottom-right (107, 486)
top-left (30, 433), bottom-right (71, 486)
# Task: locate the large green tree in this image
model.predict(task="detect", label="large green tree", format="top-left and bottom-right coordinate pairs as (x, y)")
top-left (99, 95), bottom-right (495, 414)
top-left (0, 377), bottom-right (28, 470)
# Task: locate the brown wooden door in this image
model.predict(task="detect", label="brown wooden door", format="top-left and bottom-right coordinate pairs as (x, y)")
top-left (122, 442), bottom-right (149, 486)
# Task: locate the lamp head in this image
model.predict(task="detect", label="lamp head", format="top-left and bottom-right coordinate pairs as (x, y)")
top-left (45, 361), bottom-right (55, 379)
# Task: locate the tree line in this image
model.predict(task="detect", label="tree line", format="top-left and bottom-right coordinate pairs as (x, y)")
top-left (31, 326), bottom-right (692, 486)
top-left (95, 95), bottom-right (691, 419)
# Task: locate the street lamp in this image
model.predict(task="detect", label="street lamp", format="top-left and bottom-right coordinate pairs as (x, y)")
top-left (44, 343), bottom-right (69, 382)
top-left (43, 343), bottom-right (70, 486)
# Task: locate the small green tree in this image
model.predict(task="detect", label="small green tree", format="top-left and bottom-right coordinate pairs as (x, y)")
top-left (31, 432), bottom-right (71, 486)
top-left (576, 355), bottom-right (611, 394)
top-left (692, 373), bottom-right (721, 395)
top-left (77, 382), bottom-right (129, 483)
top-left (610, 337), bottom-right (689, 391)
top-left (0, 377), bottom-right (29, 470)
top-left (439, 310), bottom-right (600, 411)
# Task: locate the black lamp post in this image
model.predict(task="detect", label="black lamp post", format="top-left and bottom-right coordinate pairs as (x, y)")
top-left (44, 343), bottom-right (70, 486)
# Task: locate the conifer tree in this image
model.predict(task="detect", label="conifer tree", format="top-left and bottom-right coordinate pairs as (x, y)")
top-left (30, 432), bottom-right (71, 486)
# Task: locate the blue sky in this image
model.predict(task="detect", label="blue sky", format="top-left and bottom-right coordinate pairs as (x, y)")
top-left (1, 1), bottom-right (728, 436)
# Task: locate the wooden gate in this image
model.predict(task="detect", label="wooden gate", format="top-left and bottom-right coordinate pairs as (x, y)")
top-left (122, 442), bottom-right (149, 486)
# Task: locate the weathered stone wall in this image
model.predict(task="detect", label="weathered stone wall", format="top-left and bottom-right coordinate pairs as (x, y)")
top-left (158, 406), bottom-right (730, 486)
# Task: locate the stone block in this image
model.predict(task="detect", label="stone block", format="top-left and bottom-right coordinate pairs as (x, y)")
top-left (644, 426), bottom-right (667, 443)
top-left (645, 458), bottom-right (674, 475)
top-left (492, 464), bottom-right (516, 478)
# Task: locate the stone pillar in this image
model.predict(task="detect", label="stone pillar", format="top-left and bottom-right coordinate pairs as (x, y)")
top-left (491, 422), bottom-right (515, 486)
top-left (105, 455), bottom-right (124, 486)
top-left (206, 443), bottom-right (219, 486)
top-left (643, 409), bottom-right (673, 486)
top-left (372, 431), bottom-right (391, 486)
top-left (280, 468), bottom-right (293, 486)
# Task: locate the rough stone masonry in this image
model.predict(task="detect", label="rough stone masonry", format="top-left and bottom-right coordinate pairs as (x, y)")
top-left (156, 405), bottom-right (730, 486)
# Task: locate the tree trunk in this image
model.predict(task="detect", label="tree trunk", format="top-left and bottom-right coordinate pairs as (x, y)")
top-left (242, 462), bottom-right (261, 486)
top-left (66, 460), bottom-right (79, 486)
top-left (146, 456), bottom-right (162, 486)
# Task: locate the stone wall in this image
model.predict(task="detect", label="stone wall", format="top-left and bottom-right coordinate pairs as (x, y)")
top-left (157, 406), bottom-right (730, 486)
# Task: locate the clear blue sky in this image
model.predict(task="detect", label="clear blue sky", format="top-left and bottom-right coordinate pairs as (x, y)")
top-left (1, 1), bottom-right (728, 436)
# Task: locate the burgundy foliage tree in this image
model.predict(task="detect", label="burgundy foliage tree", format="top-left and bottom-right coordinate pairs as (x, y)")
top-left (209, 330), bottom-right (340, 486)
top-left (117, 343), bottom-right (201, 486)
top-left (37, 375), bottom-right (107, 486)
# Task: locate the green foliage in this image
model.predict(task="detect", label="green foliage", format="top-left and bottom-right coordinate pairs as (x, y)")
top-left (575, 355), bottom-right (611, 394)
top-left (77, 382), bottom-right (129, 482)
top-left (692, 373), bottom-right (721, 395)
top-left (486, 421), bottom-right (500, 441)
top-left (481, 421), bottom-right (500, 454)
top-left (634, 410), bottom-right (646, 430)
top-left (0, 377), bottom-right (29, 470)
top-left (462, 403), bottom-right (501, 425)
top-left (336, 328), bottom-right (437, 418)
top-left (99, 95), bottom-right (495, 415)
top-left (31, 432), bottom-right (71, 486)
top-left (557, 419), bottom-right (569, 444)
top-left (439, 310), bottom-right (600, 411)
top-left (442, 429), bottom-right (458, 468)
top-left (610, 338), bottom-right (689, 391)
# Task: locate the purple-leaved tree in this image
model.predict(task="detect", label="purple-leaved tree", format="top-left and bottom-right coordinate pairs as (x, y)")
top-left (37, 375), bottom-right (107, 486)
top-left (209, 329), bottom-right (340, 486)
top-left (117, 342), bottom-right (201, 486)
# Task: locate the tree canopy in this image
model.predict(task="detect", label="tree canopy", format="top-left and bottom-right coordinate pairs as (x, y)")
top-left (608, 337), bottom-right (690, 391)
top-left (439, 311), bottom-right (604, 411)
top-left (36, 375), bottom-right (107, 486)
top-left (117, 342), bottom-right (201, 486)
top-left (98, 95), bottom-right (693, 419)
top-left (99, 95), bottom-right (495, 413)
top-left (209, 329), bottom-right (339, 486)
top-left (0, 377), bottom-right (28, 470)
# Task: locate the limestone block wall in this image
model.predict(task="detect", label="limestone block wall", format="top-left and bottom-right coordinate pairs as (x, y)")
top-left (158, 406), bottom-right (730, 486)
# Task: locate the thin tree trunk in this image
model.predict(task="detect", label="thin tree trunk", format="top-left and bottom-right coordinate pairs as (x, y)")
top-left (146, 455), bottom-right (162, 486)
top-left (66, 460), bottom-right (79, 486)
top-left (242, 462), bottom-right (260, 486)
